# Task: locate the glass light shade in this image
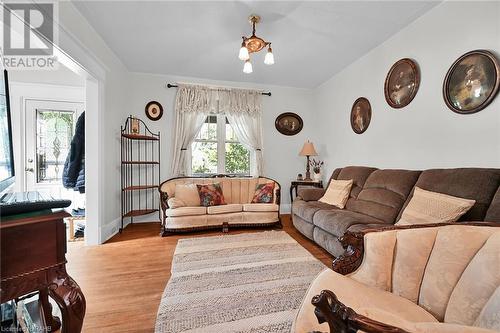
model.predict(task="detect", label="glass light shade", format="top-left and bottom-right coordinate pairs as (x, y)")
top-left (299, 141), bottom-right (318, 156)
top-left (264, 49), bottom-right (274, 65)
top-left (238, 46), bottom-right (249, 61)
top-left (243, 60), bottom-right (253, 74)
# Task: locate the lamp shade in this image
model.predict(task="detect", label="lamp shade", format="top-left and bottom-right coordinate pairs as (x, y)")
top-left (299, 141), bottom-right (318, 156)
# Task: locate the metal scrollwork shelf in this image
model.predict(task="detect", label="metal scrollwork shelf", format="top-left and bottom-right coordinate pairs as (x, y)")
top-left (120, 116), bottom-right (160, 232)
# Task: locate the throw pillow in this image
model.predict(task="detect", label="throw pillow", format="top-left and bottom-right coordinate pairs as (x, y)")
top-left (251, 182), bottom-right (275, 203)
top-left (167, 197), bottom-right (185, 209)
top-left (197, 183), bottom-right (226, 207)
top-left (174, 184), bottom-right (201, 206)
top-left (396, 187), bottom-right (476, 226)
top-left (318, 179), bottom-right (353, 209)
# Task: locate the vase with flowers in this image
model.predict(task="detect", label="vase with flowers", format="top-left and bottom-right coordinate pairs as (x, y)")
top-left (310, 159), bottom-right (324, 182)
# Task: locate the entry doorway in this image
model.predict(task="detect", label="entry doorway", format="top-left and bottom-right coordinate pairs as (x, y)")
top-left (24, 99), bottom-right (84, 199)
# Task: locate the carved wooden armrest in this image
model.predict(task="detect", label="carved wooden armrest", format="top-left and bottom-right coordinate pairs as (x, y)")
top-left (332, 231), bottom-right (364, 275)
top-left (159, 191), bottom-right (169, 211)
top-left (311, 290), bottom-right (409, 333)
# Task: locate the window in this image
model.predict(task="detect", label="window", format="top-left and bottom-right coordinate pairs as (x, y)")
top-left (191, 115), bottom-right (250, 176)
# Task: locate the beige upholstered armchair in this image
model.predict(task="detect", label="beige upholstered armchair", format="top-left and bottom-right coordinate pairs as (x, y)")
top-left (293, 224), bottom-right (500, 333)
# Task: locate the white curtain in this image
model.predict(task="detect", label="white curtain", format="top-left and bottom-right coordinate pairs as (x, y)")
top-left (170, 85), bottom-right (210, 176)
top-left (169, 84), bottom-right (264, 177)
top-left (226, 112), bottom-right (264, 176)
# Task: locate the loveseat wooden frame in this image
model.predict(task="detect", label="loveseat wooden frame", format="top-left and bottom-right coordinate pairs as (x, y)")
top-left (310, 222), bottom-right (499, 333)
top-left (158, 175), bottom-right (282, 236)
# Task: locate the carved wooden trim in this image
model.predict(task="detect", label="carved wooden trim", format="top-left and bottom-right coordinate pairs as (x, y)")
top-left (160, 221), bottom-right (282, 236)
top-left (332, 222), bottom-right (499, 275)
top-left (332, 232), bottom-right (364, 275)
top-left (312, 290), bottom-right (409, 333)
top-left (47, 265), bottom-right (86, 333)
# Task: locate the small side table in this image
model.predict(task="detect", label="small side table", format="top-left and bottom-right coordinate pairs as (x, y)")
top-left (290, 180), bottom-right (323, 203)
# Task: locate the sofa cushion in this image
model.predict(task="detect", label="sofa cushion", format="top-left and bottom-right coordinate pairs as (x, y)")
top-left (251, 182), bottom-right (275, 203)
top-left (418, 226), bottom-right (496, 321)
top-left (297, 187), bottom-right (326, 202)
top-left (392, 228), bottom-right (438, 303)
top-left (445, 232), bottom-right (500, 328)
top-left (313, 227), bottom-right (346, 256)
top-left (331, 166), bottom-right (378, 199)
top-left (197, 183), bottom-right (226, 207)
top-left (207, 204), bottom-right (242, 215)
top-left (165, 206), bottom-right (207, 217)
top-left (313, 209), bottom-right (386, 237)
top-left (396, 187), bottom-right (476, 226)
top-left (174, 183), bottom-right (200, 206)
top-left (293, 269), bottom-right (438, 333)
top-left (242, 203), bottom-right (279, 212)
top-left (346, 169), bottom-right (421, 223)
top-left (167, 197), bottom-right (185, 209)
top-left (397, 168), bottom-right (500, 222)
top-left (292, 215), bottom-right (315, 240)
top-left (484, 186), bottom-right (500, 222)
top-left (474, 287), bottom-right (500, 331)
top-left (319, 179), bottom-right (353, 208)
top-left (292, 200), bottom-right (337, 222)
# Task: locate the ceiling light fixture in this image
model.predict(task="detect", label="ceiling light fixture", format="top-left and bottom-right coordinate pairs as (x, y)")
top-left (239, 15), bottom-right (274, 73)
top-left (243, 59), bottom-right (253, 74)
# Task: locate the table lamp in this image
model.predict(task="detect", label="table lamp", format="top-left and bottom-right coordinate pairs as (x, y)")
top-left (299, 140), bottom-right (318, 181)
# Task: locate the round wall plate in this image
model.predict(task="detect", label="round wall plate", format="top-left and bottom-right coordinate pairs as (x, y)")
top-left (145, 101), bottom-right (163, 121)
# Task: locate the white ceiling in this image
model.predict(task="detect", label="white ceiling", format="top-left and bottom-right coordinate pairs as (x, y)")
top-left (73, 1), bottom-right (439, 88)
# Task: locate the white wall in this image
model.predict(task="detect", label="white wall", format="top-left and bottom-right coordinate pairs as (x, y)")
top-left (314, 1), bottom-right (500, 178)
top-left (8, 65), bottom-right (84, 87)
top-left (127, 73), bottom-right (317, 213)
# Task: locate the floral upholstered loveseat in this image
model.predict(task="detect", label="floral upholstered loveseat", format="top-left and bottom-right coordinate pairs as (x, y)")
top-left (158, 176), bottom-right (281, 236)
top-left (293, 223), bottom-right (500, 333)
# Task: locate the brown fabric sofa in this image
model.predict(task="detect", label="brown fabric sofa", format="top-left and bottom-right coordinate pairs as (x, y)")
top-left (292, 166), bottom-right (500, 256)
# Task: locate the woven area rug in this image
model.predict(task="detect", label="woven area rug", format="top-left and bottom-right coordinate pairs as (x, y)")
top-left (155, 231), bottom-right (326, 333)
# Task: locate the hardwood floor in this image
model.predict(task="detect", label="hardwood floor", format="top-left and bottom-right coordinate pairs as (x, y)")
top-left (66, 215), bottom-right (333, 333)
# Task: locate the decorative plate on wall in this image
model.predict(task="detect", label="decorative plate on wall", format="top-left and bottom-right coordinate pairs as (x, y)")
top-left (275, 112), bottom-right (303, 136)
top-left (384, 58), bottom-right (420, 108)
top-left (350, 97), bottom-right (371, 134)
top-left (443, 50), bottom-right (500, 114)
top-left (145, 101), bottom-right (163, 121)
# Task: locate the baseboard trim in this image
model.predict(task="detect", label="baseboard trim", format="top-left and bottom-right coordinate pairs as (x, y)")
top-left (100, 216), bottom-right (161, 243)
top-left (280, 204), bottom-right (291, 214)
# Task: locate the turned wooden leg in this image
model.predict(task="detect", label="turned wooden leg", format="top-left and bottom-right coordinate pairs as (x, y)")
top-left (39, 288), bottom-right (61, 332)
top-left (47, 266), bottom-right (86, 333)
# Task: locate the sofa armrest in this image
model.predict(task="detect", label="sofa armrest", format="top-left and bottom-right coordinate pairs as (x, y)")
top-left (158, 188), bottom-right (169, 235)
top-left (311, 289), bottom-right (409, 333)
top-left (297, 188), bottom-right (325, 202)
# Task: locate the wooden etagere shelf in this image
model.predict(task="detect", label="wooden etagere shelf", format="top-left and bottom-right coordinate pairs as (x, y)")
top-left (120, 116), bottom-right (160, 232)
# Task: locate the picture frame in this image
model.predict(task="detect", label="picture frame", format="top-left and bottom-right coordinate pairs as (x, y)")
top-left (275, 112), bottom-right (303, 136)
top-left (145, 101), bottom-right (164, 121)
top-left (443, 50), bottom-right (500, 114)
top-left (350, 97), bottom-right (372, 134)
top-left (384, 58), bottom-right (420, 108)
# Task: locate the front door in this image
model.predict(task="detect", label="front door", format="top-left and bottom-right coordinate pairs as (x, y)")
top-left (24, 99), bottom-right (84, 199)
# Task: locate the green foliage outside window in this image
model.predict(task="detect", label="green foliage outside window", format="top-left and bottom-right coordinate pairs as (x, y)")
top-left (225, 143), bottom-right (250, 174)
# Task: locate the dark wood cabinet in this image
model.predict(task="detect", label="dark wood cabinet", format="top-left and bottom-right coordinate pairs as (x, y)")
top-left (1, 210), bottom-right (86, 333)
